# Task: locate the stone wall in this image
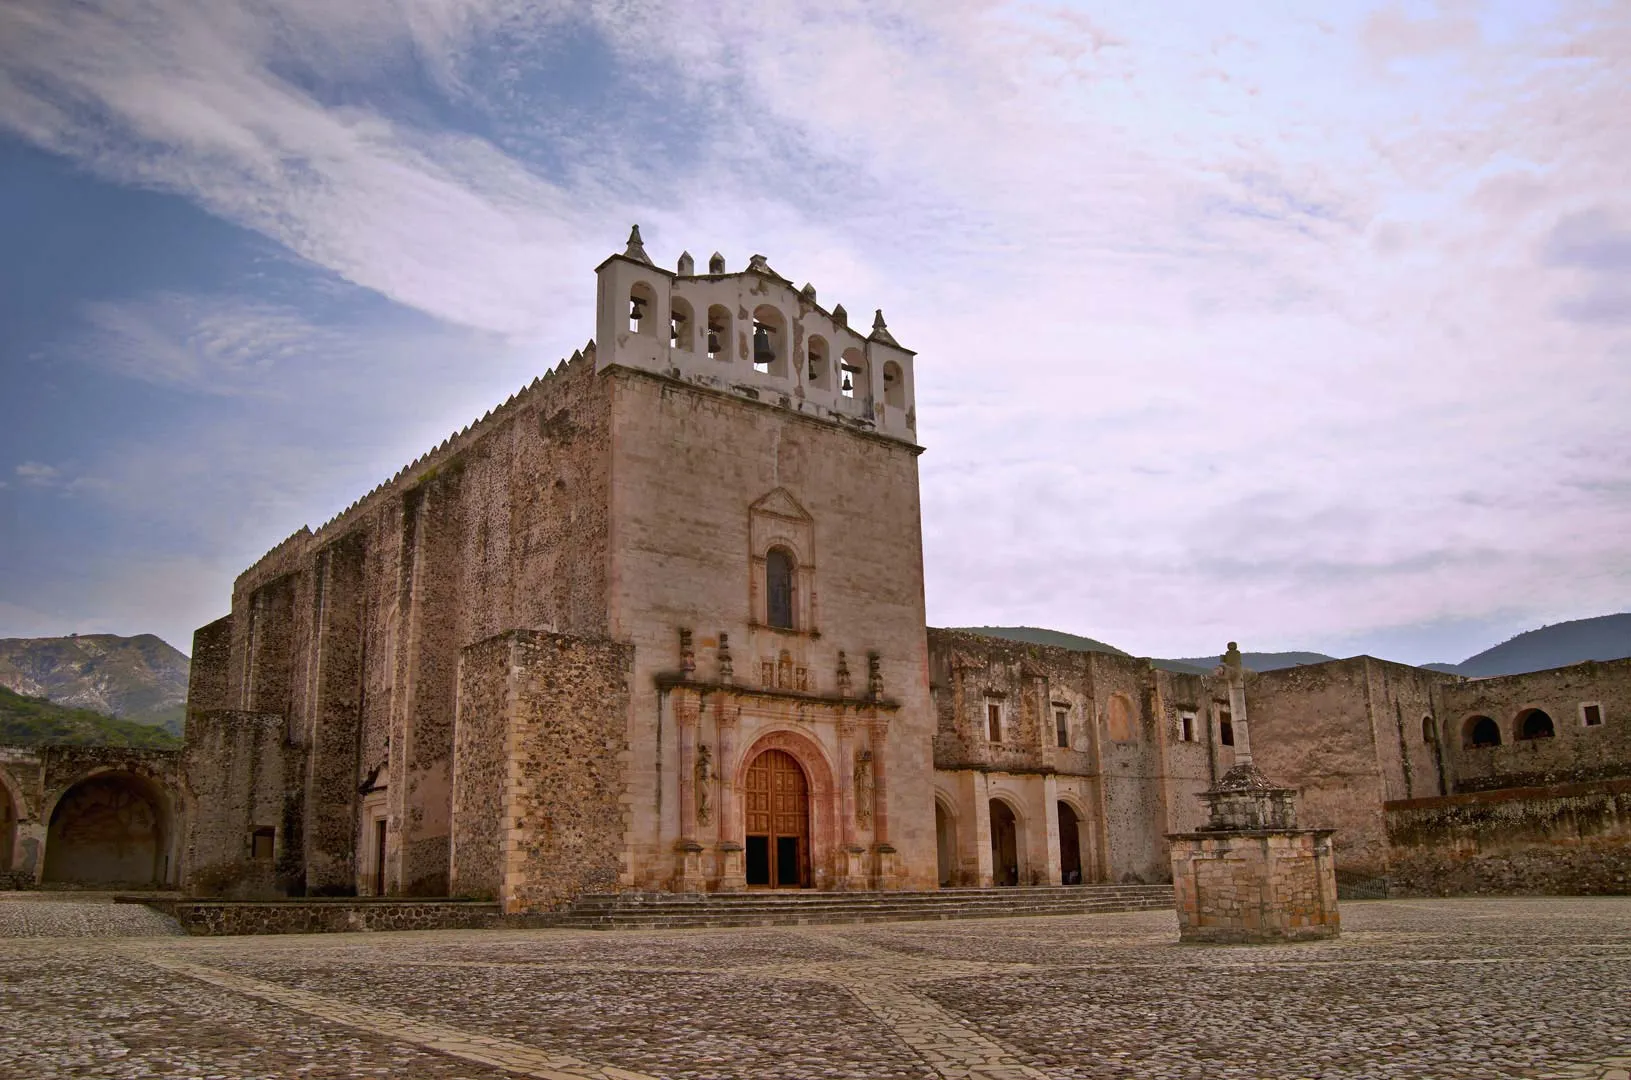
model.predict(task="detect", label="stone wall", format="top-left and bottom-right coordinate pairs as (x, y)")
top-left (1168, 829), bottom-right (1340, 944)
top-left (606, 369), bottom-right (936, 890)
top-left (1386, 779), bottom-right (1631, 896)
top-left (181, 710), bottom-right (288, 896)
top-left (451, 630), bottom-right (633, 912)
top-left (1437, 659), bottom-right (1631, 793)
top-left (130, 896), bottom-right (502, 936)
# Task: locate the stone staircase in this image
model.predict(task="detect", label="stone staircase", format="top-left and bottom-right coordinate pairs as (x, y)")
top-left (539, 883), bottom-right (1175, 930)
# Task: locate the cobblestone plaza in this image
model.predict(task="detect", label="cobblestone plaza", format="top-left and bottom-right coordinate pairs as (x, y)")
top-left (2, 897), bottom-right (1629, 1080)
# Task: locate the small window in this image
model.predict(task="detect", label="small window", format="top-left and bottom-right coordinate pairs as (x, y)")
top-left (1582, 703), bottom-right (1604, 727)
top-left (766, 548), bottom-right (795, 630)
top-left (1179, 713), bottom-right (1196, 742)
top-left (1220, 711), bottom-right (1235, 747)
top-left (1055, 708), bottom-right (1069, 749)
top-left (987, 703), bottom-right (1002, 743)
top-left (1422, 715), bottom-right (1436, 743)
top-left (251, 827), bottom-right (275, 862)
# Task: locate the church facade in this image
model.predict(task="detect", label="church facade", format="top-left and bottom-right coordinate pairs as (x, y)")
top-left (179, 232), bottom-right (1631, 910)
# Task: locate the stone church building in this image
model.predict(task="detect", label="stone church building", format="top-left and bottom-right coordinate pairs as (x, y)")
top-left (179, 231), bottom-right (1631, 910)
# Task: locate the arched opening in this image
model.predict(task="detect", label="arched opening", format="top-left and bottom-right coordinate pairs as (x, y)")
top-left (807, 334), bottom-right (830, 390)
top-left (0, 787), bottom-right (14, 871)
top-left (1464, 715), bottom-right (1501, 749)
top-left (43, 772), bottom-right (169, 886)
top-left (1517, 709), bottom-right (1556, 740)
top-left (751, 305), bottom-right (786, 376)
top-left (989, 798), bottom-right (1019, 887)
top-left (1422, 715), bottom-right (1436, 743)
top-left (1058, 801), bottom-right (1083, 885)
top-left (839, 348), bottom-right (867, 401)
top-left (766, 547), bottom-right (796, 630)
top-left (744, 749), bottom-right (809, 888)
top-left (628, 281), bottom-right (657, 335)
top-left (670, 296), bottom-right (695, 351)
top-left (883, 360), bottom-right (905, 410)
top-left (935, 799), bottom-right (957, 887)
top-left (707, 305), bottom-right (732, 361)
top-left (1106, 693), bottom-right (1136, 742)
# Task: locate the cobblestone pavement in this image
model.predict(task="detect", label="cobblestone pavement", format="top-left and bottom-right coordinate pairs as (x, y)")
top-left (0, 893), bottom-right (182, 938)
top-left (1, 897), bottom-right (1629, 1079)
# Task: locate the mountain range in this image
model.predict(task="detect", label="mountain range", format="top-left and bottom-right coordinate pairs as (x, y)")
top-left (954, 612), bottom-right (1631, 678)
top-left (0, 634), bottom-right (189, 735)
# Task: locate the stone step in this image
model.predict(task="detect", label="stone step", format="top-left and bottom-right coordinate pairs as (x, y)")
top-left (542, 884), bottom-right (1175, 930)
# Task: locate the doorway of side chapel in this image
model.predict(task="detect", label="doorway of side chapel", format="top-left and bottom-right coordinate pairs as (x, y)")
top-left (743, 748), bottom-right (810, 888)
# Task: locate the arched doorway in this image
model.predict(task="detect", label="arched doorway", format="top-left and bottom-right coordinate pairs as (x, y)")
top-left (1464, 715), bottom-right (1501, 749)
top-left (43, 773), bottom-right (168, 886)
top-left (989, 799), bottom-right (1019, 886)
top-left (744, 749), bottom-right (809, 888)
top-left (1058, 802), bottom-right (1083, 885)
top-left (935, 800), bottom-right (957, 886)
top-left (1516, 709), bottom-right (1555, 740)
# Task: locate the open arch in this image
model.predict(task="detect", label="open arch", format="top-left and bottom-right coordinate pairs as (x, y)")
top-left (43, 772), bottom-right (171, 886)
top-left (707, 304), bottom-right (732, 361)
top-left (1464, 715), bottom-right (1501, 749)
top-left (1422, 715), bottom-right (1436, 743)
top-left (839, 347), bottom-right (867, 402)
top-left (751, 305), bottom-right (787, 376)
top-left (989, 797), bottom-right (1021, 886)
top-left (669, 296), bottom-right (695, 351)
top-left (934, 795), bottom-right (958, 887)
top-left (807, 334), bottom-right (830, 390)
top-left (734, 729), bottom-right (836, 889)
top-left (1516, 708), bottom-right (1555, 740)
top-left (628, 280), bottom-right (657, 335)
top-left (1057, 801), bottom-right (1084, 885)
top-left (882, 360), bottom-right (905, 410)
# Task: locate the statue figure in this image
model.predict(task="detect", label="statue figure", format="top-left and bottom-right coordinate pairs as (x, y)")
top-left (695, 744), bottom-right (713, 826)
top-left (854, 749), bottom-right (874, 828)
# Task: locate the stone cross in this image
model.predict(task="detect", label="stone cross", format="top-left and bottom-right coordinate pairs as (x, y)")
top-left (1222, 641), bottom-right (1254, 765)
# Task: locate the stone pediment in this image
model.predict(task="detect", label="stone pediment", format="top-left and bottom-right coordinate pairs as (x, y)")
top-left (751, 487), bottom-right (811, 522)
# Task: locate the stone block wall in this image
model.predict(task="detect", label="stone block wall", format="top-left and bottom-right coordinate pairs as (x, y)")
top-left (1386, 779), bottom-right (1631, 896)
top-left (1168, 829), bottom-right (1340, 944)
top-left (1438, 659), bottom-right (1631, 793)
top-left (451, 630), bottom-right (633, 912)
top-left (181, 710), bottom-right (288, 895)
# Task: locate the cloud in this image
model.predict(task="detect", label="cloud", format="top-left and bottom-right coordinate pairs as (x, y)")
top-left (14, 462), bottom-right (61, 487)
top-left (2, 0), bottom-right (1630, 663)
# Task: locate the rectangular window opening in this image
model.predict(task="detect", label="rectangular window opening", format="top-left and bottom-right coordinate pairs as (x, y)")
top-left (250, 827), bottom-right (275, 862)
top-left (1180, 713), bottom-right (1195, 742)
top-left (1055, 708), bottom-right (1070, 749)
top-left (1220, 710), bottom-right (1235, 747)
top-left (1583, 703), bottom-right (1604, 727)
top-left (987, 703), bottom-right (1002, 743)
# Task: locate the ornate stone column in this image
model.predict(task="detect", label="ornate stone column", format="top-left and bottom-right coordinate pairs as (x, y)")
top-left (868, 713), bottom-right (899, 889)
top-left (836, 717), bottom-right (867, 889)
top-left (714, 698), bottom-right (745, 891)
top-left (673, 690), bottom-right (704, 892)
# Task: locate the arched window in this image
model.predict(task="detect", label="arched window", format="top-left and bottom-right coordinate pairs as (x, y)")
top-left (766, 547), bottom-right (795, 629)
top-left (629, 281), bottom-right (657, 334)
top-left (1464, 715), bottom-right (1500, 748)
top-left (883, 360), bottom-right (905, 409)
top-left (1422, 716), bottom-right (1436, 743)
top-left (670, 296), bottom-right (695, 351)
top-left (1517, 709), bottom-right (1555, 740)
top-left (707, 305), bottom-right (732, 361)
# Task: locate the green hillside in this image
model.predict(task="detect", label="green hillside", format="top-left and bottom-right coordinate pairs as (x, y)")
top-left (0, 685), bottom-right (182, 749)
top-left (0, 633), bottom-right (189, 733)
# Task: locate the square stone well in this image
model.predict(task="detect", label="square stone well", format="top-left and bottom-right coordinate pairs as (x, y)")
top-left (1167, 826), bottom-right (1340, 945)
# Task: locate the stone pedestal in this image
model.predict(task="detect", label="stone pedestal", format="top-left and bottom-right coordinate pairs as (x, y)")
top-left (715, 842), bottom-right (745, 892)
top-left (1167, 762), bottom-right (1340, 944)
top-left (838, 845), bottom-right (870, 891)
top-left (673, 841), bottom-right (705, 893)
top-left (873, 844), bottom-right (901, 891)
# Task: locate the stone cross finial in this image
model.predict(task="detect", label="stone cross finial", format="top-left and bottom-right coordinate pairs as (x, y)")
top-left (873, 309), bottom-right (888, 332)
top-left (869, 309), bottom-right (900, 346)
top-left (624, 225), bottom-right (651, 264)
top-left (1222, 641), bottom-right (1253, 765)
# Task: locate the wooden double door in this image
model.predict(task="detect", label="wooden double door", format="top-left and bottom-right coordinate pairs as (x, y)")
top-left (743, 749), bottom-right (810, 888)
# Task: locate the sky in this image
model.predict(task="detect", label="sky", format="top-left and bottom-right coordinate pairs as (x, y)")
top-left (0, 0), bottom-right (1628, 666)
